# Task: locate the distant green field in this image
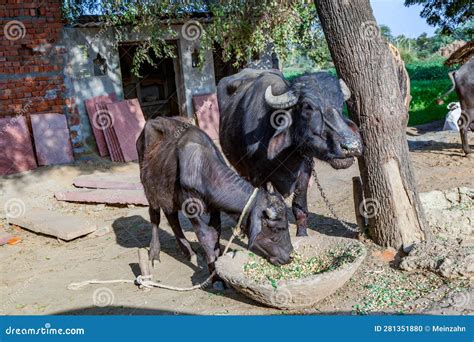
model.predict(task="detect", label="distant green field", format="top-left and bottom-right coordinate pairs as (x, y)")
top-left (406, 61), bottom-right (457, 126)
top-left (283, 60), bottom-right (457, 127)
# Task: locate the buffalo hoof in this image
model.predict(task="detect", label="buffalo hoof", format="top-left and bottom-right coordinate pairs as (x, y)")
top-left (296, 227), bottom-right (308, 237)
top-left (148, 246), bottom-right (161, 266)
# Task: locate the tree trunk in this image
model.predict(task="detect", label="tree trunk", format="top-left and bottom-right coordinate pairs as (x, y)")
top-left (315, 0), bottom-right (431, 250)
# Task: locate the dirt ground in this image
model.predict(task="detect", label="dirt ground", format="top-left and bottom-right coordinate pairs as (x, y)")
top-left (1, 125), bottom-right (473, 315)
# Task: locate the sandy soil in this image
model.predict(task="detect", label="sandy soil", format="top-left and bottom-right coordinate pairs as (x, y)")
top-left (0, 127), bottom-right (473, 315)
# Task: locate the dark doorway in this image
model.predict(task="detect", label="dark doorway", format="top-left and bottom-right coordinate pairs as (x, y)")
top-left (213, 44), bottom-right (240, 85)
top-left (118, 42), bottom-right (181, 119)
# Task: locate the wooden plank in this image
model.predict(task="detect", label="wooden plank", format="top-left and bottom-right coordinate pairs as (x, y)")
top-left (55, 189), bottom-right (148, 206)
top-left (8, 208), bottom-right (97, 241)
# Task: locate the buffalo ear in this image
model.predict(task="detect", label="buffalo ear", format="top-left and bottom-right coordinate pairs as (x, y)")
top-left (247, 209), bottom-right (262, 249)
top-left (267, 126), bottom-right (292, 160)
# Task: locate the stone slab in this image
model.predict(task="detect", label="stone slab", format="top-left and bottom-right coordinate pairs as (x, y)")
top-left (0, 231), bottom-right (13, 245)
top-left (193, 93), bottom-right (220, 140)
top-left (105, 99), bottom-right (146, 162)
top-left (30, 113), bottom-right (74, 166)
top-left (73, 175), bottom-right (143, 190)
top-left (8, 208), bottom-right (97, 241)
top-left (55, 189), bottom-right (148, 206)
top-left (84, 93), bottom-right (118, 157)
top-left (0, 116), bottom-right (37, 175)
top-left (95, 102), bottom-right (124, 162)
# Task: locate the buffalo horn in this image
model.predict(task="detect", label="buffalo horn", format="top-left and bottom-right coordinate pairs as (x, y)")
top-left (265, 207), bottom-right (277, 220)
top-left (265, 85), bottom-right (298, 109)
top-left (339, 79), bottom-right (351, 101)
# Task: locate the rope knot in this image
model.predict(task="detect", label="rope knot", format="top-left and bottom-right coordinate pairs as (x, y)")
top-left (136, 274), bottom-right (153, 288)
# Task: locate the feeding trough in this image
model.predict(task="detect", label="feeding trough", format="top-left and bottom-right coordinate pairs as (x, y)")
top-left (215, 233), bottom-right (366, 310)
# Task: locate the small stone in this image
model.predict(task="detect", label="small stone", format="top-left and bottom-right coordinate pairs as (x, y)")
top-left (439, 258), bottom-right (454, 278)
top-left (212, 281), bottom-right (225, 292)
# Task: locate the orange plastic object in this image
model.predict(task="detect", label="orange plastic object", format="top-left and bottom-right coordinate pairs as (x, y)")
top-left (7, 237), bottom-right (21, 245)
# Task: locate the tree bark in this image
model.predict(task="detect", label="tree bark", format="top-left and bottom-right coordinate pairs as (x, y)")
top-left (315, 0), bottom-right (431, 250)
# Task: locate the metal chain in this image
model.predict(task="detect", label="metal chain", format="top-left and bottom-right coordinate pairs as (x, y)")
top-left (311, 168), bottom-right (360, 233)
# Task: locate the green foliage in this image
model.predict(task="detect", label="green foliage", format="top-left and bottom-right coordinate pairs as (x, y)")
top-left (407, 60), bottom-right (457, 126)
top-left (284, 60), bottom-right (457, 127)
top-left (379, 24), bottom-right (394, 42)
top-left (404, 0), bottom-right (473, 34)
top-left (398, 48), bottom-right (418, 64)
top-left (64, 0), bottom-right (330, 76)
top-left (408, 79), bottom-right (457, 126)
top-left (405, 60), bottom-right (454, 80)
top-left (391, 22), bottom-right (473, 64)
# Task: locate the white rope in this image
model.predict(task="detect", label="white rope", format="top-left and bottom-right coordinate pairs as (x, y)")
top-left (67, 188), bottom-right (260, 292)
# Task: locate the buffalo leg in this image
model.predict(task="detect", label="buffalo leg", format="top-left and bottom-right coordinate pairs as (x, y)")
top-left (148, 207), bottom-right (161, 264)
top-left (189, 216), bottom-right (220, 280)
top-left (165, 211), bottom-right (196, 260)
top-left (208, 211), bottom-right (222, 255)
top-left (460, 128), bottom-right (471, 155)
top-left (292, 159), bottom-right (313, 237)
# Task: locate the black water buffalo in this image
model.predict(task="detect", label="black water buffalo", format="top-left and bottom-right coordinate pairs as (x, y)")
top-left (444, 58), bottom-right (473, 154)
top-left (218, 69), bottom-right (363, 236)
top-left (137, 117), bottom-right (293, 281)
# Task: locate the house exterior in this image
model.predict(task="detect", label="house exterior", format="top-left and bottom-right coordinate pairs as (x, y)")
top-left (1, 1), bottom-right (277, 158)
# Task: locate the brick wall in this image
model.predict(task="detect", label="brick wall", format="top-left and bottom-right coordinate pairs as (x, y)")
top-left (0, 0), bottom-right (66, 117)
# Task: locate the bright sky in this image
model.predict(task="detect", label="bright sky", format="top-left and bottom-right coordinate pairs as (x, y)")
top-left (371, 0), bottom-right (437, 38)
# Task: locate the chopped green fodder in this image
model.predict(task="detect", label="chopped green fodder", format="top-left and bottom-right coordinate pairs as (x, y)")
top-left (351, 269), bottom-right (470, 315)
top-left (243, 244), bottom-right (363, 286)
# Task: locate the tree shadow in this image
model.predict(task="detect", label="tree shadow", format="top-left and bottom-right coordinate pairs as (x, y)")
top-left (287, 208), bottom-right (358, 239)
top-left (407, 139), bottom-right (466, 154)
top-left (111, 212), bottom-right (249, 284)
top-left (406, 120), bottom-right (444, 136)
top-left (52, 306), bottom-right (190, 315)
top-left (51, 305), bottom-right (394, 315)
